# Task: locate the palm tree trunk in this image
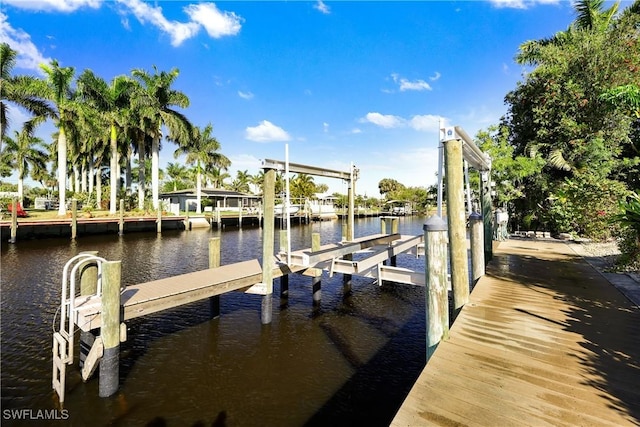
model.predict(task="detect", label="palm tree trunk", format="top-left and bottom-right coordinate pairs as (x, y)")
top-left (138, 139), bottom-right (146, 210)
top-left (57, 128), bottom-right (67, 216)
top-left (125, 147), bottom-right (132, 193)
top-left (109, 124), bottom-right (118, 214)
top-left (152, 134), bottom-right (160, 210)
top-left (88, 162), bottom-right (94, 196)
top-left (18, 172), bottom-right (24, 206)
top-left (97, 168), bottom-right (102, 209)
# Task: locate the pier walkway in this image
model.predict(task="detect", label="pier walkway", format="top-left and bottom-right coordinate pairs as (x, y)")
top-left (392, 238), bottom-right (640, 426)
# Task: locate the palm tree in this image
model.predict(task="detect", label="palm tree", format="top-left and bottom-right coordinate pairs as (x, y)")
top-left (174, 123), bottom-right (228, 213)
top-left (229, 170), bottom-right (251, 193)
top-left (165, 162), bottom-right (189, 191)
top-left (291, 173), bottom-right (316, 199)
top-left (250, 170), bottom-right (264, 195)
top-left (516, 0), bottom-right (619, 66)
top-left (77, 70), bottom-right (135, 213)
top-left (0, 43), bottom-right (54, 144)
top-left (132, 66), bottom-right (192, 210)
top-left (39, 60), bottom-right (79, 215)
top-left (2, 126), bottom-right (47, 204)
top-left (208, 167), bottom-right (230, 189)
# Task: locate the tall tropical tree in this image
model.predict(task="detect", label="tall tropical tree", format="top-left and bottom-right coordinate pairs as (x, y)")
top-left (0, 43), bottom-right (54, 144)
top-left (209, 167), bottom-right (230, 189)
top-left (174, 123), bottom-right (228, 213)
top-left (291, 173), bottom-right (316, 199)
top-left (77, 70), bottom-right (134, 213)
top-left (132, 66), bottom-right (192, 210)
top-left (39, 60), bottom-right (79, 215)
top-left (2, 126), bottom-right (47, 204)
top-left (165, 161), bottom-right (189, 191)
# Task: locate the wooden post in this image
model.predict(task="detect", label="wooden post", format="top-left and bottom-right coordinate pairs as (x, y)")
top-left (157, 206), bottom-right (162, 233)
top-left (118, 199), bottom-right (124, 236)
top-left (390, 217), bottom-right (398, 267)
top-left (212, 201), bottom-right (218, 229)
top-left (99, 260), bottom-right (121, 397)
top-left (469, 212), bottom-right (485, 285)
top-left (79, 251), bottom-right (98, 373)
top-left (279, 230), bottom-right (289, 297)
top-left (444, 137), bottom-right (470, 315)
top-left (209, 237), bottom-right (221, 318)
top-left (347, 173), bottom-right (355, 242)
top-left (260, 168), bottom-right (276, 324)
top-left (312, 232), bottom-right (321, 305)
top-left (424, 216), bottom-right (449, 361)
top-left (71, 199), bottom-right (78, 240)
top-left (185, 206), bottom-right (190, 230)
top-left (238, 203), bottom-right (243, 228)
top-left (9, 198), bottom-right (17, 244)
top-left (481, 171), bottom-right (493, 262)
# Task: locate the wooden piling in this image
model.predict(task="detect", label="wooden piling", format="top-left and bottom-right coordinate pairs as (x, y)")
top-left (118, 199), bottom-right (124, 235)
top-left (216, 201), bottom-right (222, 229)
top-left (238, 204), bottom-right (243, 228)
top-left (99, 260), bottom-right (121, 398)
top-left (469, 212), bottom-right (485, 284)
top-left (312, 232), bottom-right (321, 305)
top-left (424, 216), bottom-right (449, 361)
top-left (209, 237), bottom-right (221, 318)
top-left (481, 171), bottom-right (493, 262)
top-left (9, 198), bottom-right (17, 243)
top-left (71, 199), bottom-right (77, 240)
top-left (157, 207), bottom-right (162, 233)
top-left (279, 230), bottom-right (289, 297)
top-left (261, 168), bottom-right (276, 324)
top-left (444, 137), bottom-right (470, 314)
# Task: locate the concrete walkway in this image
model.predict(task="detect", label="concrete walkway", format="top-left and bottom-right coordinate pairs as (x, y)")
top-left (392, 238), bottom-right (640, 426)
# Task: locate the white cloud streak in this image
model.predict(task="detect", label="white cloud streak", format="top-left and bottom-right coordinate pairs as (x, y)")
top-left (313, 1), bottom-right (330, 14)
top-left (2, 0), bottom-right (102, 12)
top-left (489, 0), bottom-right (560, 9)
top-left (184, 3), bottom-right (243, 39)
top-left (0, 13), bottom-right (52, 72)
top-left (391, 73), bottom-right (432, 92)
top-left (245, 120), bottom-right (291, 142)
top-left (362, 112), bottom-right (446, 132)
top-left (238, 91), bottom-right (254, 100)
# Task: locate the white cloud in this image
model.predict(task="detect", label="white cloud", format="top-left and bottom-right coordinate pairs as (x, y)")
top-left (313, 0), bottom-right (330, 14)
top-left (408, 115), bottom-right (445, 132)
top-left (3, 0), bottom-right (101, 12)
top-left (350, 128), bottom-right (362, 134)
top-left (489, 0), bottom-right (560, 9)
top-left (238, 90), bottom-right (254, 100)
top-left (0, 13), bottom-right (52, 73)
top-left (184, 3), bottom-right (242, 38)
top-left (362, 112), bottom-right (405, 129)
top-left (323, 122), bottom-right (329, 133)
top-left (245, 120), bottom-right (291, 142)
top-left (430, 72), bottom-right (441, 81)
top-left (362, 112), bottom-right (447, 132)
top-left (118, 0), bottom-right (199, 46)
top-left (391, 73), bottom-right (432, 92)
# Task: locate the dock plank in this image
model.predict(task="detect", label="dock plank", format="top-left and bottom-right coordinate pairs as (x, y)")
top-left (391, 238), bottom-right (640, 427)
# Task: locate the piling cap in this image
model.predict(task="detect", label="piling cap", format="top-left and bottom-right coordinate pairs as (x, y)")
top-left (424, 215), bottom-right (447, 232)
top-left (469, 212), bottom-right (483, 221)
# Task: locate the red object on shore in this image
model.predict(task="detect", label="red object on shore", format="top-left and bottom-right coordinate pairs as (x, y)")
top-left (7, 202), bottom-right (28, 217)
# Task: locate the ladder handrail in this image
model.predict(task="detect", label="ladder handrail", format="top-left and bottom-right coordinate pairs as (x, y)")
top-left (60, 254), bottom-right (107, 363)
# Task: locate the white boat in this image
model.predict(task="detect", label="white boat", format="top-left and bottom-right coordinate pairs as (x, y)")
top-left (309, 196), bottom-right (338, 221)
top-left (274, 203), bottom-right (301, 216)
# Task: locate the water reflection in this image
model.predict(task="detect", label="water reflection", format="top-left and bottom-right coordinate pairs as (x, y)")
top-left (1, 217), bottom-right (428, 426)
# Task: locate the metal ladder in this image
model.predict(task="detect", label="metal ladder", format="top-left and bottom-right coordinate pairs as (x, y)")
top-left (52, 253), bottom-right (106, 403)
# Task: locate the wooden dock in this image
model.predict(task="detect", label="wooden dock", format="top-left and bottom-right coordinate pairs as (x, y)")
top-left (71, 233), bottom-right (424, 332)
top-left (391, 238), bottom-right (640, 426)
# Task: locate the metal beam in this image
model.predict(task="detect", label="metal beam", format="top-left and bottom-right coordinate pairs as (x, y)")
top-left (261, 158), bottom-right (353, 180)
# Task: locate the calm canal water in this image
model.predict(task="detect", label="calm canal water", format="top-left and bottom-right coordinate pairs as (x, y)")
top-left (1, 216), bottom-right (429, 427)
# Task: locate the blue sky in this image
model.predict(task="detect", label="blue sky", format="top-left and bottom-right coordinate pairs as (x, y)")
top-left (0, 0), bottom-right (622, 197)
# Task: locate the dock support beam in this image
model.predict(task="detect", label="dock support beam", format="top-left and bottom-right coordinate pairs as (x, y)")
top-left (261, 168), bottom-right (276, 324)
top-left (279, 230), bottom-right (289, 297)
top-left (469, 212), bottom-right (485, 285)
top-left (381, 217), bottom-right (399, 266)
top-left (481, 171), bottom-right (493, 262)
top-left (424, 216), bottom-right (449, 361)
top-left (99, 260), bottom-right (121, 398)
top-left (71, 199), bottom-right (77, 240)
top-left (444, 137), bottom-right (470, 315)
top-left (209, 237), bottom-right (221, 318)
top-left (118, 199), bottom-right (124, 235)
top-left (312, 232), bottom-right (321, 305)
top-left (9, 198), bottom-right (17, 244)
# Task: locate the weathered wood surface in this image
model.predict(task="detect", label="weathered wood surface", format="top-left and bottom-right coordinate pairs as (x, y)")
top-left (392, 238), bottom-right (640, 427)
